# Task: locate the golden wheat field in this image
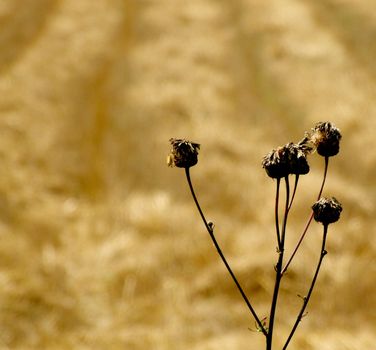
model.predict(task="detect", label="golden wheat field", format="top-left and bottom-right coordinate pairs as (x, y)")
top-left (0, 0), bottom-right (375, 349)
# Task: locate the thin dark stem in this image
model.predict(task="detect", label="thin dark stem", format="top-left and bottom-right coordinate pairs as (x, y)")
top-left (280, 177), bottom-right (290, 247)
top-left (267, 176), bottom-right (290, 350)
top-left (282, 157), bottom-right (329, 275)
top-left (317, 157), bottom-right (329, 201)
top-left (283, 225), bottom-right (328, 350)
top-left (184, 168), bottom-right (268, 337)
top-left (288, 175), bottom-right (299, 212)
top-left (281, 213), bottom-right (313, 276)
top-left (275, 178), bottom-right (281, 250)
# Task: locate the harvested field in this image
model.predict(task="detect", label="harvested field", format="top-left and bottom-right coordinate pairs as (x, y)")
top-left (0, 0), bottom-right (374, 349)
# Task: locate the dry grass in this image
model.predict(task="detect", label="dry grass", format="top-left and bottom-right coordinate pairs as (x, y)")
top-left (0, 0), bottom-right (374, 349)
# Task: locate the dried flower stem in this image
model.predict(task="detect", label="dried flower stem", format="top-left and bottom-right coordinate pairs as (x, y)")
top-left (282, 157), bottom-right (329, 275)
top-left (184, 168), bottom-right (268, 337)
top-left (267, 176), bottom-right (290, 350)
top-left (283, 224), bottom-right (329, 349)
top-left (317, 157), bottom-right (329, 199)
top-left (288, 175), bottom-right (299, 212)
top-left (275, 178), bottom-right (282, 249)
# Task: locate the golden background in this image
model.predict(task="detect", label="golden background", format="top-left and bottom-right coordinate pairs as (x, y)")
top-left (0, 0), bottom-right (375, 349)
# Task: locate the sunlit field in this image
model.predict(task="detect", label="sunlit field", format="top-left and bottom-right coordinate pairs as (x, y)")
top-left (0, 0), bottom-right (375, 349)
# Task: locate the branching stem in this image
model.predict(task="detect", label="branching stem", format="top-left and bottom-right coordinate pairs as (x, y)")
top-left (282, 157), bottom-right (329, 275)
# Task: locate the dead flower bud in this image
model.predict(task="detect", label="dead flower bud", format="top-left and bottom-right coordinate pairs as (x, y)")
top-left (297, 135), bottom-right (314, 155)
top-left (286, 143), bottom-right (310, 175)
top-left (311, 122), bottom-right (342, 157)
top-left (262, 146), bottom-right (290, 179)
top-left (168, 138), bottom-right (200, 168)
top-left (312, 197), bottom-right (343, 225)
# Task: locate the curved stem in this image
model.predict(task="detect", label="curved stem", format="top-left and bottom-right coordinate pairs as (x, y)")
top-left (283, 225), bottom-right (328, 350)
top-left (184, 168), bottom-right (268, 337)
top-left (282, 157), bottom-right (329, 275)
top-left (267, 176), bottom-right (290, 350)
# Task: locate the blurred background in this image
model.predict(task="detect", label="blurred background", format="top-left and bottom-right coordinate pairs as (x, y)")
top-left (0, 0), bottom-right (375, 349)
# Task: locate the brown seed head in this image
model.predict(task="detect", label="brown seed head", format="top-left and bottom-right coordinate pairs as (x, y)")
top-left (297, 135), bottom-right (315, 155)
top-left (167, 138), bottom-right (200, 168)
top-left (262, 142), bottom-right (310, 178)
top-left (262, 146), bottom-right (290, 178)
top-left (286, 143), bottom-right (310, 175)
top-left (311, 122), bottom-right (342, 157)
top-left (312, 197), bottom-right (343, 225)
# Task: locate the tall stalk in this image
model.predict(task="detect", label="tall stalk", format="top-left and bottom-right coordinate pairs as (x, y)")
top-left (266, 176), bottom-right (290, 350)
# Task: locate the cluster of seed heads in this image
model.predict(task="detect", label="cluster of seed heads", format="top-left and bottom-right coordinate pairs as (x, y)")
top-left (261, 142), bottom-right (310, 178)
top-left (261, 122), bottom-right (341, 179)
top-left (167, 121), bottom-right (343, 226)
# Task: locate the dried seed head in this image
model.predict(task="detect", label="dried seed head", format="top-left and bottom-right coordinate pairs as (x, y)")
top-left (312, 197), bottom-right (343, 225)
top-left (286, 143), bottom-right (310, 175)
top-left (167, 138), bottom-right (200, 168)
top-left (311, 122), bottom-right (342, 157)
top-left (297, 135), bottom-right (315, 155)
top-left (262, 146), bottom-right (290, 178)
top-left (262, 142), bottom-right (310, 178)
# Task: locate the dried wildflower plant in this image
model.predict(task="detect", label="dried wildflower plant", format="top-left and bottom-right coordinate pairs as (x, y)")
top-left (168, 122), bottom-right (343, 350)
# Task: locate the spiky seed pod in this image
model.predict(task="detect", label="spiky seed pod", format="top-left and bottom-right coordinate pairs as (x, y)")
top-left (167, 138), bottom-right (200, 168)
top-left (312, 197), bottom-right (343, 225)
top-left (311, 122), bottom-right (342, 157)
